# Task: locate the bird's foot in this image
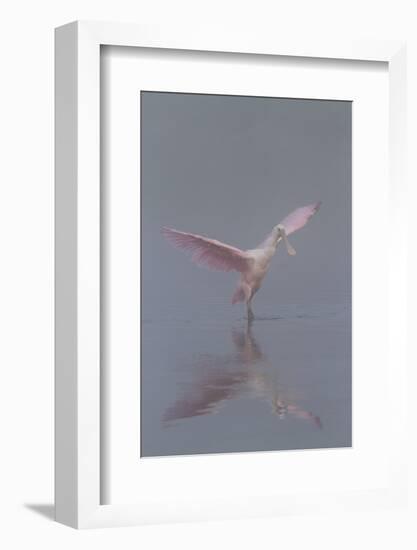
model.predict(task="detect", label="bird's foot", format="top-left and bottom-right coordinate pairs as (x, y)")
top-left (247, 309), bottom-right (255, 322)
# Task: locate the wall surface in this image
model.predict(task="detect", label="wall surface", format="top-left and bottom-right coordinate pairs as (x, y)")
top-left (0, 0), bottom-right (416, 548)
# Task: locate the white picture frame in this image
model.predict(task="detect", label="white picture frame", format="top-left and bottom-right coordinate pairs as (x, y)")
top-left (55, 21), bottom-right (407, 529)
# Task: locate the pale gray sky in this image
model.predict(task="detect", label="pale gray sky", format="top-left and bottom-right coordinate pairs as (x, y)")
top-left (141, 91), bottom-right (351, 317)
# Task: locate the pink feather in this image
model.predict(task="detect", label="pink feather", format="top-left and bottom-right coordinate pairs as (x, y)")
top-left (161, 227), bottom-right (251, 273)
top-left (279, 202), bottom-right (321, 236)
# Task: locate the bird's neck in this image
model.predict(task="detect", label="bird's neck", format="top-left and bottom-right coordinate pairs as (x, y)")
top-left (261, 227), bottom-right (281, 250)
top-left (270, 227), bottom-right (282, 249)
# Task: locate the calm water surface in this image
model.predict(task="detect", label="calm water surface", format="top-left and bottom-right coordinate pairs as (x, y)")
top-left (141, 301), bottom-right (351, 457)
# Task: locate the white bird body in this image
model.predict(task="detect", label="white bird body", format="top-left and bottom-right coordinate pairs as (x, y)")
top-left (236, 244), bottom-right (279, 304)
top-left (162, 202), bottom-right (320, 320)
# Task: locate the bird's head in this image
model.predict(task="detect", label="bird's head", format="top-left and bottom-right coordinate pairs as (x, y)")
top-left (273, 400), bottom-right (288, 419)
top-left (275, 224), bottom-right (296, 256)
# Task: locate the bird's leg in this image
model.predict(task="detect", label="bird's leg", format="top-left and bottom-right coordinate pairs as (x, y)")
top-left (246, 299), bottom-right (255, 322)
top-left (241, 282), bottom-right (255, 321)
top-left (277, 224), bottom-right (296, 256)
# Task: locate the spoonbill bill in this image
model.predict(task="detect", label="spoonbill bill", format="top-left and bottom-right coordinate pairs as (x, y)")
top-left (162, 202), bottom-right (321, 320)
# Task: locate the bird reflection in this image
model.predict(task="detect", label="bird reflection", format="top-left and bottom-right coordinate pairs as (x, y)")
top-left (163, 321), bottom-right (321, 429)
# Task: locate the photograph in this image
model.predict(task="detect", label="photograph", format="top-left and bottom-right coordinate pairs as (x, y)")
top-left (0, 2), bottom-right (410, 543)
top-left (140, 90), bottom-right (352, 457)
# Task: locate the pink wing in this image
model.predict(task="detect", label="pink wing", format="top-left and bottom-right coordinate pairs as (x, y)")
top-left (163, 366), bottom-right (245, 423)
top-left (287, 405), bottom-right (322, 429)
top-left (279, 202), bottom-right (321, 236)
top-left (162, 227), bottom-right (251, 273)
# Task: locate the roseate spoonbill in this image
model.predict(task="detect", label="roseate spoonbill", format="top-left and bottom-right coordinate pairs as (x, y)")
top-left (162, 202), bottom-right (321, 320)
top-left (163, 323), bottom-right (321, 429)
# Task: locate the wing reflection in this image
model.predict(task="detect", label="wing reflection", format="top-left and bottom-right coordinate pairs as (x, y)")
top-left (163, 321), bottom-right (321, 429)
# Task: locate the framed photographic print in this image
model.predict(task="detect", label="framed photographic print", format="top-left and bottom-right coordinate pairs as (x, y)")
top-left (55, 22), bottom-right (407, 528)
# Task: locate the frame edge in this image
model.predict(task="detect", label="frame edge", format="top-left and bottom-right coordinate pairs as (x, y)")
top-left (55, 21), bottom-right (79, 529)
top-left (54, 19), bottom-right (408, 528)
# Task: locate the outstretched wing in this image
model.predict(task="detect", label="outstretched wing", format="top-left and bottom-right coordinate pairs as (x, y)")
top-left (163, 363), bottom-right (245, 423)
top-left (287, 405), bottom-right (322, 429)
top-left (279, 202), bottom-right (321, 236)
top-left (162, 227), bottom-right (251, 273)
top-left (258, 202), bottom-right (321, 248)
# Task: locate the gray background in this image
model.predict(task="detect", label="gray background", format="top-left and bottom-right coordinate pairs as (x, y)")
top-left (140, 91), bottom-right (351, 457)
top-left (141, 92), bottom-right (351, 313)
